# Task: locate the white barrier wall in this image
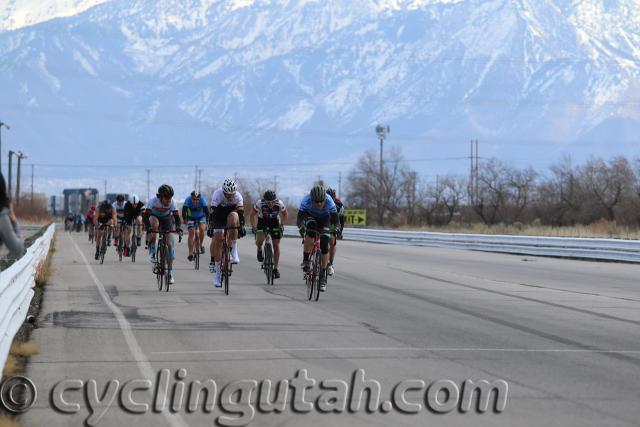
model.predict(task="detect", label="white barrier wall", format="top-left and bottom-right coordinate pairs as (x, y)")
top-left (0, 224), bottom-right (55, 372)
top-left (282, 225), bottom-right (640, 263)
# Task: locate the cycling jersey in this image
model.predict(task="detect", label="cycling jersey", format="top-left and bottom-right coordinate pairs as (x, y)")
top-left (86, 208), bottom-right (96, 219)
top-left (298, 194), bottom-right (337, 218)
top-left (252, 199), bottom-right (287, 219)
top-left (210, 189), bottom-right (243, 210)
top-left (183, 196), bottom-right (208, 219)
top-left (124, 201), bottom-right (144, 223)
top-left (112, 201), bottom-right (126, 220)
top-left (146, 196), bottom-right (178, 218)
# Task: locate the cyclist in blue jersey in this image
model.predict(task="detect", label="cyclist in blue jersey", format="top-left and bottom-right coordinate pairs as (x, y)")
top-left (182, 190), bottom-right (209, 262)
top-left (296, 184), bottom-right (339, 292)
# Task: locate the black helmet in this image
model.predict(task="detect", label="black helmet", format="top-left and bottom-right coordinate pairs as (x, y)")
top-left (116, 194), bottom-right (125, 202)
top-left (310, 185), bottom-right (325, 202)
top-left (100, 200), bottom-right (110, 208)
top-left (157, 184), bottom-right (174, 198)
top-left (326, 188), bottom-right (336, 199)
top-left (263, 190), bottom-right (276, 201)
top-left (190, 190), bottom-right (200, 198)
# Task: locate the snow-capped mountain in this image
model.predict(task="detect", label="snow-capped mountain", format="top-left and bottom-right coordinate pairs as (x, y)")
top-left (0, 0), bottom-right (639, 196)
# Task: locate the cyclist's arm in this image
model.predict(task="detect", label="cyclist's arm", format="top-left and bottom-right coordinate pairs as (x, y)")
top-left (173, 210), bottom-right (181, 229)
top-left (202, 205), bottom-right (209, 220)
top-left (249, 208), bottom-right (258, 227)
top-left (181, 205), bottom-right (189, 223)
top-left (142, 208), bottom-right (151, 229)
top-left (281, 202), bottom-right (289, 222)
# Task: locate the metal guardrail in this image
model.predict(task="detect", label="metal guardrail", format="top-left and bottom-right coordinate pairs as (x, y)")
top-left (0, 224), bottom-right (55, 371)
top-left (282, 225), bottom-right (640, 262)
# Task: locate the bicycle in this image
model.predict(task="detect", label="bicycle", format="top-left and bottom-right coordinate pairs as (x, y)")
top-left (98, 224), bottom-right (112, 265)
top-left (116, 219), bottom-right (127, 262)
top-left (219, 225), bottom-right (240, 295)
top-left (302, 231), bottom-right (324, 301)
top-left (88, 221), bottom-right (95, 244)
top-left (258, 226), bottom-right (280, 286)
top-left (151, 229), bottom-right (181, 292)
top-left (130, 221), bottom-right (139, 263)
top-left (188, 218), bottom-right (205, 270)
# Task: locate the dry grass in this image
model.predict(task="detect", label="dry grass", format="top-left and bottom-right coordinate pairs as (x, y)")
top-left (2, 355), bottom-right (18, 377)
top-left (9, 342), bottom-right (38, 358)
top-left (395, 221), bottom-right (640, 240)
top-left (34, 236), bottom-right (55, 288)
top-left (0, 415), bottom-right (20, 427)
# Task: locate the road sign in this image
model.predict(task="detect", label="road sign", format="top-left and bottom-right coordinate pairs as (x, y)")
top-left (344, 209), bottom-right (366, 226)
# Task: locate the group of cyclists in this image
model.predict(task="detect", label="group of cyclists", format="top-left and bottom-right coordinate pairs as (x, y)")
top-left (78, 179), bottom-right (346, 292)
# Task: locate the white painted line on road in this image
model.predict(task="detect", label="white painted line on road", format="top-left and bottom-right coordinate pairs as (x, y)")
top-left (70, 234), bottom-right (188, 427)
top-left (151, 346), bottom-right (640, 355)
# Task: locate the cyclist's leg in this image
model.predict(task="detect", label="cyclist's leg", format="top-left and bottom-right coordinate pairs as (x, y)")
top-left (198, 222), bottom-right (206, 251)
top-left (124, 221), bottom-right (132, 249)
top-left (226, 211), bottom-right (240, 262)
top-left (136, 216), bottom-right (143, 244)
top-left (187, 220), bottom-right (195, 256)
top-left (318, 216), bottom-right (331, 269)
top-left (272, 223), bottom-right (283, 268)
top-left (148, 216), bottom-right (159, 257)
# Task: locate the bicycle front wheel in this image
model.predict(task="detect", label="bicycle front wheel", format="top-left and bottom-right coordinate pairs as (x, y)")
top-left (264, 242), bottom-right (273, 285)
top-left (157, 245), bottom-right (164, 291)
top-left (314, 250), bottom-right (322, 301)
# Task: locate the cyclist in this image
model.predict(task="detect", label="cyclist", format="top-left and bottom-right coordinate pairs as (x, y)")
top-left (143, 185), bottom-right (182, 284)
top-left (94, 200), bottom-right (114, 260)
top-left (123, 194), bottom-right (144, 256)
top-left (85, 203), bottom-right (96, 240)
top-left (182, 190), bottom-right (209, 262)
top-left (249, 190), bottom-right (288, 279)
top-left (297, 185), bottom-right (338, 292)
top-left (326, 188), bottom-right (345, 276)
top-left (207, 179), bottom-right (246, 287)
top-left (112, 194), bottom-right (126, 248)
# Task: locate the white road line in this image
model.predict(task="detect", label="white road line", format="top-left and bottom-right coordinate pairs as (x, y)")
top-left (150, 347), bottom-right (640, 355)
top-left (69, 234), bottom-right (188, 427)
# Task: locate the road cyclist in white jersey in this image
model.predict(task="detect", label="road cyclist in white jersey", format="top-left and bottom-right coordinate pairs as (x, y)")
top-left (249, 190), bottom-right (288, 279)
top-left (207, 178), bottom-right (246, 287)
top-left (142, 184), bottom-right (183, 285)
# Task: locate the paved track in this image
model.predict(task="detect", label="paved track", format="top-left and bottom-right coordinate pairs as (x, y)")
top-left (22, 229), bottom-right (640, 426)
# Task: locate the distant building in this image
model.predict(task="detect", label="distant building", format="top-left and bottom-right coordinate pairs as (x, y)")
top-left (62, 188), bottom-right (99, 214)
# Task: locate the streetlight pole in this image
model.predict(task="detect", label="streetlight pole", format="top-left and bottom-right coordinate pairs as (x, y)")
top-left (7, 150), bottom-right (14, 198)
top-left (375, 124), bottom-right (390, 177)
top-left (15, 151), bottom-right (26, 207)
top-left (0, 121), bottom-right (10, 176)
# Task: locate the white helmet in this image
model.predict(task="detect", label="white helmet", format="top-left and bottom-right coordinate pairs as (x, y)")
top-left (222, 179), bottom-right (237, 194)
top-left (131, 194), bottom-right (139, 204)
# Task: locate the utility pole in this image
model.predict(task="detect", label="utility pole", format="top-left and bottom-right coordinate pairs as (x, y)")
top-left (198, 169), bottom-right (203, 194)
top-left (0, 121), bottom-right (9, 176)
top-left (146, 169), bottom-right (150, 202)
top-left (30, 164), bottom-right (34, 207)
top-left (194, 165), bottom-right (198, 190)
top-left (375, 124), bottom-right (390, 178)
top-left (104, 179), bottom-right (107, 202)
top-left (338, 171), bottom-right (342, 197)
top-left (273, 175), bottom-right (278, 193)
top-left (15, 151), bottom-right (26, 207)
top-left (7, 150), bottom-right (13, 198)
top-left (469, 139), bottom-right (479, 204)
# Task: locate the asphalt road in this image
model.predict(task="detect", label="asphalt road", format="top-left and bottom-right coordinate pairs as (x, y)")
top-left (21, 228), bottom-right (640, 427)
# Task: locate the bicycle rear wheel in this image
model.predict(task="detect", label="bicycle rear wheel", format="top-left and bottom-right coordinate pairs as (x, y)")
top-left (314, 250), bottom-right (322, 301)
top-left (165, 242), bottom-right (171, 292)
top-left (264, 241), bottom-right (273, 285)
